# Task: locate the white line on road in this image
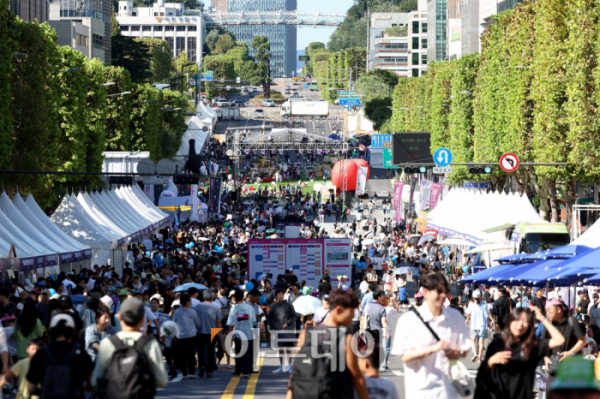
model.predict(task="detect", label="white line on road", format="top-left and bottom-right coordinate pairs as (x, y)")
top-left (392, 370), bottom-right (404, 377)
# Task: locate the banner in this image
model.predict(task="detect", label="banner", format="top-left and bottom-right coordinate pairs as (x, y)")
top-left (286, 239), bottom-right (324, 289)
top-left (190, 184), bottom-right (199, 222)
top-left (431, 182), bottom-right (442, 210)
top-left (356, 166), bottom-right (368, 195)
top-left (144, 184), bottom-right (155, 204)
top-left (324, 239), bottom-right (352, 289)
top-left (393, 181), bottom-right (404, 221)
top-left (420, 179), bottom-right (433, 211)
top-left (208, 178), bottom-right (222, 214)
top-left (409, 176), bottom-right (418, 211)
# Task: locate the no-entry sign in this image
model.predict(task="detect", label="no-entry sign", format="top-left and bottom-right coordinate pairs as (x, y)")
top-left (500, 153), bottom-right (519, 173)
top-left (358, 144), bottom-right (366, 152)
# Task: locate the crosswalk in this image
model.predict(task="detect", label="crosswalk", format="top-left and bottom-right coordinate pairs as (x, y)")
top-left (392, 368), bottom-right (478, 377)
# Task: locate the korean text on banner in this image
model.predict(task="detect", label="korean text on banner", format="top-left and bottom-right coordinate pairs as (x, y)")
top-left (393, 181), bottom-right (404, 221)
top-left (324, 239), bottom-right (352, 289)
top-left (190, 184), bottom-right (199, 221)
top-left (420, 179), bottom-right (433, 211)
top-left (431, 182), bottom-right (442, 210)
top-left (356, 166), bottom-right (368, 195)
top-left (144, 184), bottom-right (155, 204)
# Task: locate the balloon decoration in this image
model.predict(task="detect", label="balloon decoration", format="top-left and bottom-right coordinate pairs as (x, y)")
top-left (259, 294), bottom-right (267, 305)
top-left (245, 282), bottom-right (254, 291)
top-left (145, 251), bottom-right (151, 257)
top-left (331, 159), bottom-right (370, 191)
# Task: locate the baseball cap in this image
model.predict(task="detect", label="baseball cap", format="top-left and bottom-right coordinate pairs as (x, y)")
top-left (579, 288), bottom-right (589, 294)
top-left (58, 295), bottom-right (72, 307)
top-left (229, 290), bottom-right (236, 297)
top-left (100, 295), bottom-right (114, 309)
top-left (322, 295), bottom-right (330, 301)
top-left (550, 356), bottom-right (600, 391)
top-left (50, 313), bottom-right (76, 329)
top-left (117, 288), bottom-right (128, 296)
top-left (120, 297), bottom-right (145, 327)
top-left (472, 290), bottom-right (482, 299)
top-left (546, 298), bottom-right (563, 308)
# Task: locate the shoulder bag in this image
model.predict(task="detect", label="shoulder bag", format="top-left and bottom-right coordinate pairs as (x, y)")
top-left (410, 307), bottom-right (475, 398)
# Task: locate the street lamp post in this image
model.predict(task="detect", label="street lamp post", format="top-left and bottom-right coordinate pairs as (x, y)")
top-left (180, 62), bottom-right (195, 95)
top-left (106, 91), bottom-right (132, 98)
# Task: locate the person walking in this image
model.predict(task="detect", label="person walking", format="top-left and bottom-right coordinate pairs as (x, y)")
top-left (474, 306), bottom-right (565, 399)
top-left (391, 274), bottom-right (471, 399)
top-left (226, 289), bottom-right (256, 378)
top-left (172, 293), bottom-right (201, 378)
top-left (194, 290), bottom-right (222, 378)
top-left (268, 290), bottom-right (297, 373)
top-left (465, 290), bottom-right (490, 362)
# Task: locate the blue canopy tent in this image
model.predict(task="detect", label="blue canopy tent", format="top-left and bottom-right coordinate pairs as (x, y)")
top-left (519, 245), bottom-right (592, 262)
top-left (494, 253), bottom-right (531, 264)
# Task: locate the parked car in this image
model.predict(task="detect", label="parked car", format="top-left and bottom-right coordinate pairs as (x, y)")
top-left (262, 99), bottom-right (276, 107)
top-left (216, 100), bottom-right (230, 107)
top-left (231, 100), bottom-right (244, 107)
top-left (254, 109), bottom-right (265, 119)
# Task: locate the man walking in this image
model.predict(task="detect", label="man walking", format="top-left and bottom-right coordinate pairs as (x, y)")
top-left (194, 291), bottom-right (222, 378)
top-left (268, 290), bottom-right (297, 373)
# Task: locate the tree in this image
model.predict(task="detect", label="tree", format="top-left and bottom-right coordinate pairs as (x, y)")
top-left (354, 75), bottom-right (392, 103)
top-left (215, 34), bottom-right (235, 54)
top-left (130, 84), bottom-right (162, 161)
top-left (364, 98), bottom-right (392, 130)
top-left (206, 29), bottom-right (220, 54)
top-left (0, 0), bottom-right (16, 172)
top-left (136, 37), bottom-right (176, 83)
top-left (252, 36), bottom-right (272, 98)
top-left (104, 66), bottom-right (133, 151)
top-left (111, 8), bottom-right (120, 36)
top-left (239, 60), bottom-right (264, 86)
top-left (111, 35), bottom-right (152, 83)
top-left (85, 58), bottom-right (108, 187)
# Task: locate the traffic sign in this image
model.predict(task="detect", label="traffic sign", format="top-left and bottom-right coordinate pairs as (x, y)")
top-left (499, 153), bottom-right (519, 172)
top-left (434, 147), bottom-right (453, 167)
top-left (303, 84), bottom-right (309, 89)
top-left (317, 86), bottom-right (322, 91)
top-left (298, 87), bottom-right (303, 91)
top-left (358, 144), bottom-right (366, 152)
top-left (433, 167), bottom-right (453, 174)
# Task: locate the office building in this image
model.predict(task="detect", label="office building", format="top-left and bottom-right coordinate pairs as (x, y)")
top-left (226, 0), bottom-right (297, 77)
top-left (368, 13), bottom-right (408, 72)
top-left (117, 0), bottom-right (204, 64)
top-left (447, 0), bottom-right (461, 59)
top-left (49, 0), bottom-right (111, 64)
top-left (10, 0), bottom-right (49, 23)
top-left (372, 36), bottom-right (408, 77)
top-left (210, 0), bottom-right (227, 12)
top-left (408, 0), bottom-right (428, 77)
top-left (427, 0), bottom-right (447, 62)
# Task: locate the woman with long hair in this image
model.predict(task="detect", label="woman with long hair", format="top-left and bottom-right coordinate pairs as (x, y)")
top-left (474, 306), bottom-right (565, 399)
top-left (15, 299), bottom-right (44, 360)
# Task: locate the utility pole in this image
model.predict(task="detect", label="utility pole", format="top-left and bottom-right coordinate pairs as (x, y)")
top-left (366, 2), bottom-right (370, 73)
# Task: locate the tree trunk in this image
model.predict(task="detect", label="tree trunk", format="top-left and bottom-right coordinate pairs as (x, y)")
top-left (547, 179), bottom-right (560, 222)
top-left (527, 169), bottom-right (550, 221)
top-left (566, 179), bottom-right (576, 228)
top-left (265, 60), bottom-right (271, 98)
top-left (514, 170), bottom-right (529, 195)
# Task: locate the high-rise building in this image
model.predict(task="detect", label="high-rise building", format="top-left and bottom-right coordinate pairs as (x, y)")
top-left (226, 0), bottom-right (297, 77)
top-left (427, 0), bottom-right (447, 63)
top-left (408, 7), bottom-right (428, 77)
top-left (447, 0), bottom-right (461, 60)
top-left (460, 0), bottom-right (478, 56)
top-left (116, 1), bottom-right (204, 64)
top-left (49, 0), bottom-right (112, 64)
top-left (9, 0), bottom-right (49, 23)
top-left (368, 13), bottom-right (408, 72)
top-left (210, 0), bottom-right (227, 13)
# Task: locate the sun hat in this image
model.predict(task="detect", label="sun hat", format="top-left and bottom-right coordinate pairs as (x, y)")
top-left (546, 298), bottom-right (563, 308)
top-left (550, 356), bottom-right (600, 391)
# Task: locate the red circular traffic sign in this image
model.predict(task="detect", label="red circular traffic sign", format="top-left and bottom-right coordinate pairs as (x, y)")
top-left (317, 86), bottom-right (322, 91)
top-left (298, 87), bottom-right (303, 91)
top-left (499, 153), bottom-right (519, 173)
top-left (358, 144), bottom-right (366, 152)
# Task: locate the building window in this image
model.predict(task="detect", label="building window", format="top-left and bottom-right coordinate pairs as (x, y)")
top-left (412, 37), bottom-right (419, 50)
top-left (176, 37), bottom-right (185, 56)
top-left (92, 34), bottom-right (103, 49)
top-left (176, 26), bottom-right (186, 31)
top-left (422, 23), bottom-right (428, 33)
top-left (131, 26), bottom-right (140, 31)
top-left (412, 21), bottom-right (419, 34)
top-left (142, 25), bottom-right (151, 31)
top-left (188, 25), bottom-right (196, 31)
top-left (76, 34), bottom-right (88, 47)
top-left (392, 23), bottom-right (397, 27)
top-left (166, 37), bottom-right (174, 50)
top-left (165, 26), bottom-right (174, 31)
top-left (412, 53), bottom-right (419, 65)
top-left (120, 25), bottom-right (129, 32)
top-left (188, 37), bottom-right (196, 60)
top-left (422, 38), bottom-right (427, 49)
top-left (132, 12), bottom-right (136, 16)
top-left (422, 54), bottom-right (428, 64)
top-left (412, 68), bottom-right (419, 77)
top-left (154, 26), bottom-right (163, 31)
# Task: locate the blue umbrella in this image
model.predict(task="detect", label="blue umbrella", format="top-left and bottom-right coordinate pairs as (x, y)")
top-left (328, 134), bottom-right (340, 140)
top-left (520, 244), bottom-right (592, 262)
top-left (460, 265), bottom-right (514, 284)
top-left (173, 283), bottom-right (208, 292)
top-left (70, 294), bottom-right (87, 305)
top-left (494, 253), bottom-right (531, 264)
top-left (533, 267), bottom-right (597, 287)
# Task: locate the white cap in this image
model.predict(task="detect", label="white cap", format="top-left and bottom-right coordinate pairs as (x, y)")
top-left (100, 295), bottom-right (114, 310)
top-left (472, 290), bottom-right (482, 299)
top-left (50, 313), bottom-right (76, 329)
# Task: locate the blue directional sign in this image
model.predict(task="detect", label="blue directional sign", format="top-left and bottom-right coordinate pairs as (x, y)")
top-left (434, 147), bottom-right (453, 167)
top-left (339, 98), bottom-right (362, 106)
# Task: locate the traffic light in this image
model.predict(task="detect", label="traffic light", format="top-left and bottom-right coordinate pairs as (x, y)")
top-left (404, 166), bottom-right (428, 174)
top-left (173, 175), bottom-right (198, 184)
top-left (468, 166), bottom-right (493, 175)
top-left (108, 176), bottom-right (133, 185)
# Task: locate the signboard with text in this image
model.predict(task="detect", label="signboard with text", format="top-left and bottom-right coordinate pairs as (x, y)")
top-left (382, 141), bottom-right (399, 169)
top-left (392, 132), bottom-right (432, 165)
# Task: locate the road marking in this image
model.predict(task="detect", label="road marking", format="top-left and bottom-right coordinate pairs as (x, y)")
top-left (170, 374), bottom-right (183, 383)
top-left (242, 358), bottom-right (264, 399)
top-left (392, 370), bottom-right (404, 376)
top-left (220, 373), bottom-right (242, 399)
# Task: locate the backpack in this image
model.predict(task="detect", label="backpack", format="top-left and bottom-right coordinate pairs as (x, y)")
top-left (220, 297), bottom-right (231, 324)
top-left (291, 327), bottom-right (339, 399)
top-left (97, 335), bottom-right (156, 399)
top-left (40, 344), bottom-right (79, 399)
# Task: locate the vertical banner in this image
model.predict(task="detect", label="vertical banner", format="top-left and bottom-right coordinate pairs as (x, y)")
top-left (356, 166), bottom-right (368, 195)
top-left (190, 184), bottom-right (200, 221)
top-left (144, 184), bottom-right (155, 204)
top-left (420, 180), bottom-right (433, 211)
top-left (208, 178), bottom-right (222, 214)
top-left (409, 175), bottom-right (418, 211)
top-left (324, 239), bottom-right (352, 289)
top-left (393, 181), bottom-right (404, 221)
top-left (431, 182), bottom-right (442, 210)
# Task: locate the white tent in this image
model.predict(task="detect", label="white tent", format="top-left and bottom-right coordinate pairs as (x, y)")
top-left (76, 192), bottom-right (128, 240)
top-left (178, 116), bottom-right (210, 157)
top-left (196, 102), bottom-right (217, 126)
top-left (88, 191), bottom-right (141, 235)
top-left (127, 185), bottom-right (169, 220)
top-left (115, 187), bottom-right (160, 224)
top-left (347, 110), bottom-right (375, 134)
top-left (573, 219), bottom-right (600, 248)
top-left (132, 184), bottom-right (169, 218)
top-left (427, 188), bottom-right (543, 245)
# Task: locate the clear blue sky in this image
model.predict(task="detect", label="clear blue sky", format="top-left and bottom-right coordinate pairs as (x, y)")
top-left (296, 0), bottom-right (355, 50)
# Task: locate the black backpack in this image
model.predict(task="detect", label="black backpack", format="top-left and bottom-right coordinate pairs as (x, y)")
top-left (220, 297), bottom-right (231, 324)
top-left (97, 335), bottom-right (156, 399)
top-left (291, 328), bottom-right (339, 399)
top-left (40, 344), bottom-right (80, 399)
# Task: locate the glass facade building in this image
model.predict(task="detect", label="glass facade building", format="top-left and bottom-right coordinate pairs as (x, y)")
top-left (427, 0), bottom-right (447, 62)
top-left (227, 0), bottom-right (297, 77)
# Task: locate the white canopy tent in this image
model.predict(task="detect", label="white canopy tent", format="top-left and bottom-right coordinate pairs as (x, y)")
top-left (178, 116), bottom-right (210, 157)
top-left (427, 188), bottom-right (543, 245)
top-left (347, 111), bottom-right (375, 134)
top-left (196, 102), bottom-right (217, 126)
top-left (572, 219), bottom-right (600, 248)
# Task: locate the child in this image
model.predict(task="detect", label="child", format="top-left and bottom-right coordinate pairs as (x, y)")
top-left (356, 343), bottom-right (400, 399)
top-left (0, 338), bottom-right (43, 399)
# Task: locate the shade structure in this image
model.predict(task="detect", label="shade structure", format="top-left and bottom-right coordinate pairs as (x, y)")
top-left (520, 244), bottom-right (593, 262)
top-left (427, 188), bottom-right (543, 245)
top-left (467, 242), bottom-right (513, 254)
top-left (438, 237), bottom-right (472, 246)
top-left (494, 253), bottom-right (531, 264)
top-left (178, 116), bottom-right (210, 157)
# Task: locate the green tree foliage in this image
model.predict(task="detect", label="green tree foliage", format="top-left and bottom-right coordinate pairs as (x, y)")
top-left (206, 29), bottom-right (220, 54)
top-left (136, 37), bottom-right (176, 83)
top-left (112, 34), bottom-right (152, 83)
top-left (204, 56), bottom-right (236, 98)
top-left (130, 84), bottom-right (162, 161)
top-left (364, 98), bottom-right (392, 130)
top-left (252, 36), bottom-right (272, 98)
top-left (215, 34), bottom-right (235, 54)
top-left (85, 58), bottom-right (108, 187)
top-left (0, 0), bottom-right (16, 171)
top-left (104, 66), bottom-right (133, 151)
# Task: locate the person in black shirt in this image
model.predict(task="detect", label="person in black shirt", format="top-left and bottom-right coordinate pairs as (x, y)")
top-left (491, 288), bottom-right (512, 332)
top-left (474, 306), bottom-right (565, 399)
top-left (542, 299), bottom-right (586, 373)
top-left (532, 288), bottom-right (547, 315)
top-left (285, 270), bottom-right (298, 286)
top-left (577, 289), bottom-right (591, 318)
top-left (318, 276), bottom-right (332, 298)
top-left (274, 275), bottom-right (287, 293)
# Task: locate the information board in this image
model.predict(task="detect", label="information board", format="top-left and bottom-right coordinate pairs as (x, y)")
top-left (285, 239), bottom-right (323, 289)
top-left (323, 239), bottom-right (352, 286)
top-left (392, 132), bottom-right (432, 164)
top-left (248, 240), bottom-right (287, 280)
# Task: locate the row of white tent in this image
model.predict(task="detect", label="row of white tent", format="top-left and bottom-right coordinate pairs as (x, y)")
top-left (426, 188), bottom-right (543, 245)
top-left (176, 102), bottom-right (218, 159)
top-left (51, 185), bottom-right (170, 266)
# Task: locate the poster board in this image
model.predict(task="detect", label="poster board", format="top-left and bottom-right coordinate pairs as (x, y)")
top-left (285, 239), bottom-right (323, 289)
top-left (248, 240), bottom-right (287, 281)
top-left (324, 239), bottom-right (352, 285)
top-left (113, 249), bottom-right (124, 277)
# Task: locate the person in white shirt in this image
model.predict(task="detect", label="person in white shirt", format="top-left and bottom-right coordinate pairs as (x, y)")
top-left (464, 290), bottom-right (490, 362)
top-left (392, 274), bottom-right (470, 399)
